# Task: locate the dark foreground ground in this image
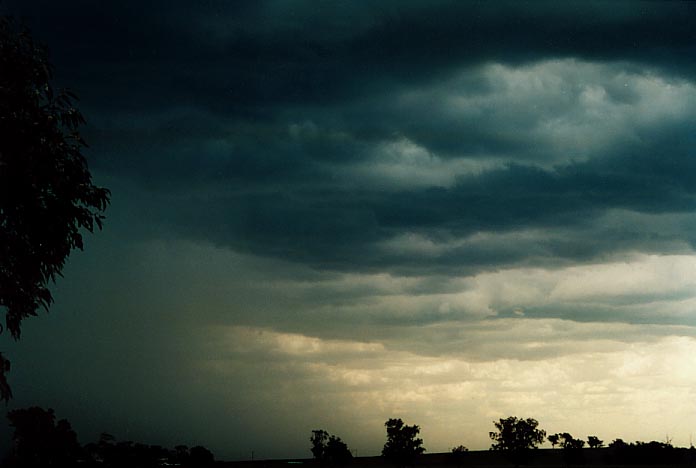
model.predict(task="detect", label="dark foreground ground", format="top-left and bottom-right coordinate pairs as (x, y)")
top-left (220, 448), bottom-right (696, 468)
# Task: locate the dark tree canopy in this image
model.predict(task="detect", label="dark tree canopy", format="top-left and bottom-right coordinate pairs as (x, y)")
top-left (609, 440), bottom-right (681, 465)
top-left (489, 417), bottom-right (546, 465)
top-left (609, 438), bottom-right (627, 448)
top-left (310, 429), bottom-right (352, 466)
top-left (450, 445), bottom-right (469, 466)
top-left (558, 433), bottom-right (586, 465)
top-left (558, 433), bottom-right (585, 450)
top-left (6, 406), bottom-right (217, 467)
top-left (548, 433), bottom-right (560, 449)
top-left (6, 406), bottom-right (81, 467)
top-left (189, 445), bottom-right (215, 467)
top-left (311, 429), bottom-right (329, 459)
top-left (382, 418), bottom-right (425, 466)
top-left (587, 435), bottom-right (604, 449)
top-left (325, 435), bottom-right (352, 466)
top-left (0, 16), bottom-right (109, 401)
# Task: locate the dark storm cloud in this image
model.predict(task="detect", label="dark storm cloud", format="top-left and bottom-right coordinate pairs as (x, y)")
top-left (5, 0), bottom-right (696, 275)
top-left (5, 1), bottom-right (696, 107)
top-left (98, 114), bottom-right (696, 276)
top-left (126, 143), bottom-right (696, 274)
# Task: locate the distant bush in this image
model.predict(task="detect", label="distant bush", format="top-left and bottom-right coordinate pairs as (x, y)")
top-left (450, 445), bottom-right (469, 466)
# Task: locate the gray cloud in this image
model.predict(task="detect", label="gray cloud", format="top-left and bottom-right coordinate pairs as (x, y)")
top-left (62, 56), bottom-right (695, 276)
top-left (6, 1), bottom-right (696, 275)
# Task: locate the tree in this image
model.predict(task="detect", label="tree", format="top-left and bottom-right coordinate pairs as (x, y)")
top-left (0, 16), bottom-right (109, 401)
top-left (325, 435), bottom-right (353, 466)
top-left (558, 433), bottom-right (585, 450)
top-left (489, 416), bottom-right (546, 465)
top-left (310, 429), bottom-right (352, 466)
top-left (189, 445), bottom-right (215, 467)
top-left (548, 434), bottom-right (560, 449)
top-left (558, 433), bottom-right (585, 465)
top-left (6, 406), bottom-right (81, 466)
top-left (174, 445), bottom-right (190, 465)
top-left (608, 439), bottom-right (626, 449)
top-left (450, 445), bottom-right (468, 468)
top-left (311, 430), bottom-right (330, 459)
top-left (587, 436), bottom-right (603, 449)
top-left (382, 418), bottom-right (425, 466)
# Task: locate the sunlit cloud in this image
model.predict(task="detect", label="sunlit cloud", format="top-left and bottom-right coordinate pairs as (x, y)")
top-left (199, 324), bottom-right (696, 453)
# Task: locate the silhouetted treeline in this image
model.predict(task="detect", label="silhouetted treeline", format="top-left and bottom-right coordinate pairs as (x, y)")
top-left (4, 407), bottom-right (215, 467)
top-left (604, 439), bottom-right (694, 465)
top-left (547, 432), bottom-right (694, 466)
top-left (8, 408), bottom-right (696, 467)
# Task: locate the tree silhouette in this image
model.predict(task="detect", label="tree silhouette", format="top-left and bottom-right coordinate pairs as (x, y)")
top-left (311, 429), bottom-right (329, 459)
top-left (587, 435), bottom-right (603, 448)
top-left (325, 435), bottom-right (353, 466)
top-left (450, 445), bottom-right (469, 468)
top-left (489, 416), bottom-right (546, 466)
top-left (5, 406), bottom-right (223, 467)
top-left (548, 433), bottom-right (560, 449)
top-left (310, 429), bottom-right (352, 466)
top-left (608, 439), bottom-right (627, 448)
top-left (605, 439), bottom-right (682, 465)
top-left (558, 433), bottom-right (585, 465)
top-left (6, 406), bottom-right (81, 466)
top-left (382, 418), bottom-right (425, 466)
top-left (189, 445), bottom-right (215, 467)
top-left (0, 16), bottom-right (109, 401)
top-left (558, 433), bottom-right (585, 450)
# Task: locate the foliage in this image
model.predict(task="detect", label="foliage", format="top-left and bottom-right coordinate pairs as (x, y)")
top-left (189, 445), bottom-right (215, 467)
top-left (489, 416), bottom-right (546, 465)
top-left (311, 429), bottom-right (329, 459)
top-left (609, 439), bottom-right (627, 448)
top-left (382, 418), bottom-right (425, 466)
top-left (310, 429), bottom-right (352, 466)
top-left (606, 439), bottom-right (683, 465)
top-left (548, 433), bottom-right (560, 449)
top-left (558, 433), bottom-right (585, 450)
top-left (450, 445), bottom-right (468, 466)
top-left (587, 435), bottom-right (604, 449)
top-left (0, 16), bottom-right (110, 401)
top-left (6, 406), bottom-right (81, 467)
top-left (558, 433), bottom-right (585, 465)
top-left (5, 406), bottom-right (216, 467)
top-left (325, 435), bottom-right (353, 466)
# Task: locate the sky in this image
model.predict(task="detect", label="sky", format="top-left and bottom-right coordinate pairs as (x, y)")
top-left (2, 0), bottom-right (696, 461)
